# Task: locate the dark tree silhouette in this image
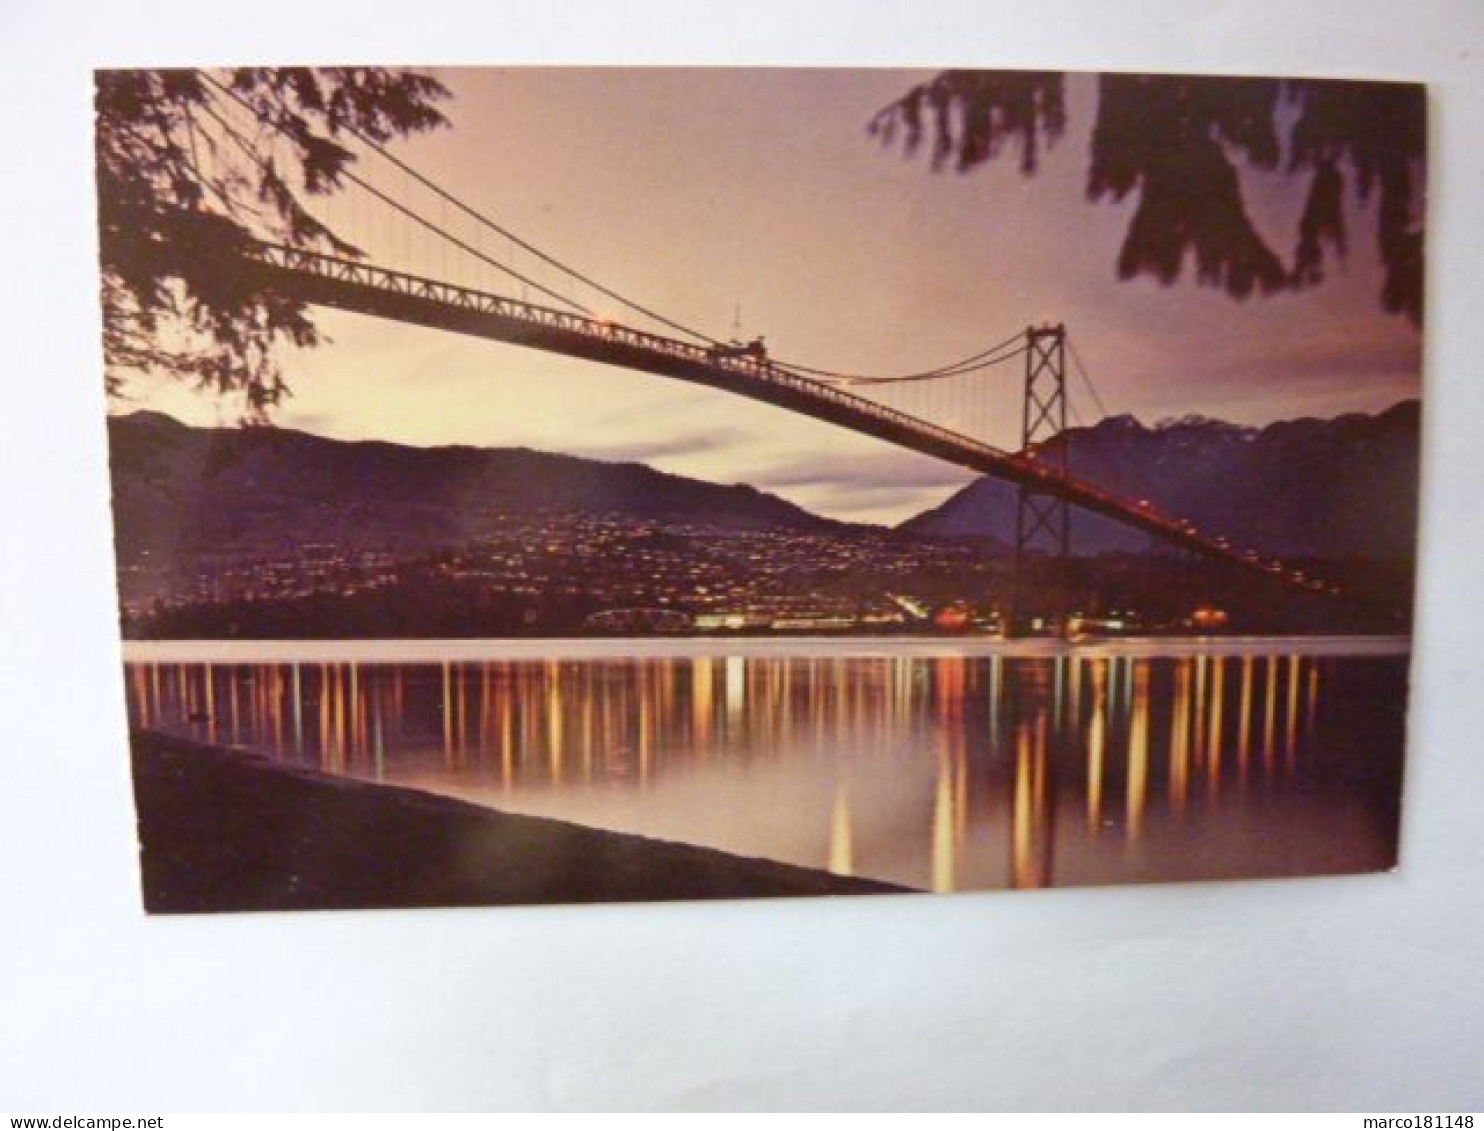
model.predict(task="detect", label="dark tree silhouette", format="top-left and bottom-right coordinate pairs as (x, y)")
top-left (870, 71), bottom-right (1425, 324)
top-left (95, 68), bottom-right (449, 417)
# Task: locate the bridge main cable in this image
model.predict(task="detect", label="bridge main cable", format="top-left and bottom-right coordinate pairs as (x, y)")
top-left (194, 76), bottom-right (595, 317)
top-left (779, 331), bottom-right (1026, 385)
top-left (197, 69), bottom-right (722, 347)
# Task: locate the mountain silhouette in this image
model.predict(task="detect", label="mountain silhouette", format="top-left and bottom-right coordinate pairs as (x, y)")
top-left (900, 401), bottom-right (1420, 558)
top-left (107, 411), bottom-right (851, 566)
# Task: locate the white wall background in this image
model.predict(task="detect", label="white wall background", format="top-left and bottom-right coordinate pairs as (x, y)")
top-left (1, 0), bottom-right (1480, 1111)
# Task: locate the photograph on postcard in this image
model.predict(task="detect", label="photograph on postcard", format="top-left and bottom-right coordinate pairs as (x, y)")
top-left (97, 67), bottom-right (1423, 911)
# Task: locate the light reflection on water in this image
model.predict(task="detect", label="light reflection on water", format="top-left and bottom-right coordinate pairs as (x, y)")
top-left (124, 650), bottom-right (1407, 892)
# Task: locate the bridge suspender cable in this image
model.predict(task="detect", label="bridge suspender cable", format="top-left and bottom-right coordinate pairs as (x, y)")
top-left (196, 72), bottom-right (598, 318)
top-left (196, 69), bottom-right (722, 346)
top-left (194, 69), bottom-right (1041, 390)
top-left (780, 331), bottom-right (1026, 385)
top-left (1067, 336), bottom-right (1112, 424)
top-left (336, 132), bottom-right (725, 348)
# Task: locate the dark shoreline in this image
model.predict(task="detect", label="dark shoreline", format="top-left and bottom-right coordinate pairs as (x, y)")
top-left (130, 730), bottom-right (908, 913)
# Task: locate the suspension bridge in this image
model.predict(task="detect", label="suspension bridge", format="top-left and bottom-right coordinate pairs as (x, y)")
top-left (146, 70), bottom-right (1338, 607)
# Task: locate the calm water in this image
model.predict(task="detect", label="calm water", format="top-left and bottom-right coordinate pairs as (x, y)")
top-left (123, 642), bottom-right (1409, 892)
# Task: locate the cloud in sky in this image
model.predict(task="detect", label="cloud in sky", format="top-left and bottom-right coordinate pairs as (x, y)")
top-left (754, 448), bottom-right (974, 492)
top-left (788, 479), bottom-right (973, 523)
top-left (747, 448), bottom-right (977, 522)
top-left (571, 427), bottom-right (754, 463)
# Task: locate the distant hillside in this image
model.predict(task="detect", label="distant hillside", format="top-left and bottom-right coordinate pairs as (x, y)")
top-left (901, 401), bottom-right (1421, 558)
top-left (107, 411), bottom-right (849, 564)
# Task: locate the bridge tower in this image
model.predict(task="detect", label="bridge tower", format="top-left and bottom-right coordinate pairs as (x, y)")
top-left (1011, 324), bottom-right (1070, 634)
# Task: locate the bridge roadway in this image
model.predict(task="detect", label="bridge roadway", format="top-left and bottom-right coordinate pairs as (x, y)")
top-left (240, 241), bottom-right (1323, 592)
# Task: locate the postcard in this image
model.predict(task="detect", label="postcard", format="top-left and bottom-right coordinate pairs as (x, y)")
top-left (97, 66), bottom-right (1422, 911)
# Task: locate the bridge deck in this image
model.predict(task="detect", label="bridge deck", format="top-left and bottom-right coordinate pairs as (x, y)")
top-left (240, 242), bottom-right (1325, 592)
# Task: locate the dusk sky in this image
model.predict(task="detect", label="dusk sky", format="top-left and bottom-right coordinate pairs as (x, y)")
top-left (117, 67), bottom-right (1424, 524)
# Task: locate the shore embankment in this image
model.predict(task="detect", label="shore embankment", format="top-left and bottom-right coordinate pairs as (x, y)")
top-left (130, 731), bottom-right (906, 913)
